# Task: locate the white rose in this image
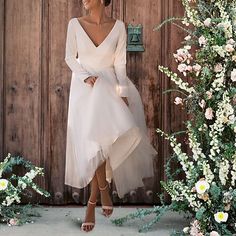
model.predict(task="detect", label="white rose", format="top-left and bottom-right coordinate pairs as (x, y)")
top-left (206, 91), bottom-right (213, 99)
top-left (174, 97), bottom-right (183, 105)
top-left (227, 39), bottom-right (235, 45)
top-left (183, 227), bottom-right (190, 233)
top-left (177, 63), bottom-right (187, 72)
top-left (210, 231), bottom-right (220, 236)
top-left (199, 36), bottom-right (207, 46)
top-left (199, 99), bottom-right (206, 109)
top-left (185, 35), bottom-right (191, 41)
top-left (205, 108), bottom-right (214, 120)
top-left (214, 63), bottom-right (223, 73)
top-left (231, 69), bottom-right (236, 82)
top-left (204, 18), bottom-right (211, 27)
top-left (214, 212), bottom-right (228, 223)
top-left (186, 65), bottom-right (193, 72)
top-left (225, 44), bottom-right (234, 53)
top-left (9, 218), bottom-right (18, 226)
top-left (193, 64), bottom-right (202, 76)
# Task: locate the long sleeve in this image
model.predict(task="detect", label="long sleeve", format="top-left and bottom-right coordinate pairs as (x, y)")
top-left (64, 19), bottom-right (91, 82)
top-left (114, 22), bottom-right (129, 97)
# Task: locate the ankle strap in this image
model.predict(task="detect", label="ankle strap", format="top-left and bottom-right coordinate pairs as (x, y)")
top-left (88, 200), bottom-right (96, 205)
top-left (99, 183), bottom-right (108, 191)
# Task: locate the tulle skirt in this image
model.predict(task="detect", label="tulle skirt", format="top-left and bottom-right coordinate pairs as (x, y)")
top-left (65, 66), bottom-right (157, 198)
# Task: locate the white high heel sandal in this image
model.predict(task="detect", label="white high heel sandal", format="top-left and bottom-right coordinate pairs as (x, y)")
top-left (80, 200), bottom-right (96, 232)
top-left (99, 183), bottom-right (113, 217)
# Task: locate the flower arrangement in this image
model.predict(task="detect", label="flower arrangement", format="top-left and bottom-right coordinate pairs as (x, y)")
top-left (0, 153), bottom-right (50, 226)
top-left (112, 0), bottom-right (236, 235)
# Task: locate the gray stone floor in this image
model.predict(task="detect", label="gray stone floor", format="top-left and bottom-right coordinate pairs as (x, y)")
top-left (0, 206), bottom-right (187, 236)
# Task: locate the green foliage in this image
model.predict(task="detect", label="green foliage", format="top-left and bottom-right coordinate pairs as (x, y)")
top-left (113, 0), bottom-right (236, 234)
top-left (0, 153), bottom-right (50, 226)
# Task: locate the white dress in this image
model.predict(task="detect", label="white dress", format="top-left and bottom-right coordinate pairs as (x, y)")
top-left (64, 17), bottom-right (157, 198)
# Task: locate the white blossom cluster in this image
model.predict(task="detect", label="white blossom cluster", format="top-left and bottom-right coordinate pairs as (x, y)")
top-left (0, 155), bottom-right (48, 208)
top-left (219, 159), bottom-right (230, 186)
top-left (159, 66), bottom-right (195, 94)
top-left (157, 129), bottom-right (195, 180)
top-left (202, 161), bottom-right (215, 183)
top-left (231, 153), bottom-right (236, 186)
top-left (208, 92), bottom-right (233, 160)
top-left (2, 187), bottom-right (20, 207)
top-left (168, 180), bottom-right (202, 211)
top-left (0, 153), bottom-right (11, 178)
top-left (187, 123), bottom-right (206, 161)
top-left (182, 0), bottom-right (202, 27)
top-left (210, 65), bottom-right (226, 92)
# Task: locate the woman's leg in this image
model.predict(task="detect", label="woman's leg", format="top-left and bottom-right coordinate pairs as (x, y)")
top-left (95, 161), bottom-right (113, 216)
top-left (83, 174), bottom-right (99, 232)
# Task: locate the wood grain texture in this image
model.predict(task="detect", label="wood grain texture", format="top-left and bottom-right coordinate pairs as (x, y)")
top-left (4, 0), bottom-right (42, 201)
top-left (48, 0), bottom-right (70, 204)
top-left (0, 0), bottom-right (4, 160)
top-left (40, 0), bottom-right (50, 203)
top-left (121, 0), bottom-right (162, 204)
top-left (161, 0), bottom-right (186, 202)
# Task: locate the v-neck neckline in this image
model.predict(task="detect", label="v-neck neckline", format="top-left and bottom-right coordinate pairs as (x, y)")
top-left (75, 18), bottom-right (118, 49)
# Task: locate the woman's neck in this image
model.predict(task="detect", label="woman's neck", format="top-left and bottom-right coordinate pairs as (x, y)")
top-left (89, 6), bottom-right (108, 25)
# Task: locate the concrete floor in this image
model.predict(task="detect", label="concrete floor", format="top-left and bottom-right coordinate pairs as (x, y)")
top-left (0, 206), bottom-right (187, 236)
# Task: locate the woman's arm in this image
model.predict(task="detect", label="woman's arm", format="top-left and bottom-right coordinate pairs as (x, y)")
top-left (114, 21), bottom-right (129, 98)
top-left (64, 19), bottom-right (91, 82)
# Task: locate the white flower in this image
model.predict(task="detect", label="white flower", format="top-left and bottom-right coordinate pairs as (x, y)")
top-left (195, 179), bottom-right (210, 194)
top-left (174, 97), bottom-right (183, 105)
top-left (185, 35), bottom-right (191, 41)
top-left (219, 159), bottom-right (230, 185)
top-left (214, 63), bottom-right (223, 73)
top-left (206, 91), bottom-right (213, 99)
top-left (193, 64), bottom-right (202, 76)
top-left (199, 99), bottom-right (206, 109)
top-left (214, 212), bottom-right (228, 223)
top-left (177, 63), bottom-right (187, 72)
top-left (186, 65), bottom-right (193, 72)
top-left (210, 231), bottom-right (220, 236)
top-left (212, 45), bottom-right (226, 57)
top-left (9, 218), bottom-right (18, 226)
top-left (205, 108), bottom-right (214, 120)
top-left (0, 179), bottom-right (8, 191)
top-left (227, 39), bottom-right (235, 45)
top-left (204, 18), bottom-right (211, 27)
top-left (199, 36), bottom-right (207, 46)
top-left (177, 64), bottom-right (188, 76)
top-left (231, 69), bottom-right (236, 82)
top-left (218, 22), bottom-right (231, 31)
top-left (225, 44), bottom-right (234, 53)
top-left (232, 55), bottom-right (236, 62)
top-left (183, 227), bottom-right (190, 233)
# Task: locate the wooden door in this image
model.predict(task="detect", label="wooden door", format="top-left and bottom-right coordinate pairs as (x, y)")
top-left (0, 0), bottom-right (185, 205)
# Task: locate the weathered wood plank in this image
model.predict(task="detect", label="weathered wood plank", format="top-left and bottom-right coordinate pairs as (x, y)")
top-left (48, 0), bottom-right (69, 204)
top-left (161, 0), bottom-right (186, 202)
top-left (0, 0), bottom-right (4, 160)
top-left (4, 0), bottom-right (42, 201)
top-left (122, 0), bottom-right (162, 203)
top-left (40, 0), bottom-right (50, 204)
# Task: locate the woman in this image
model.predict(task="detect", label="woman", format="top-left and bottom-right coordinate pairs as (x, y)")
top-left (64, 0), bottom-right (157, 232)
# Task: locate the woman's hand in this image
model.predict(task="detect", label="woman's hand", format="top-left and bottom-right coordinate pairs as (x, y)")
top-left (122, 97), bottom-right (129, 106)
top-left (84, 76), bottom-right (98, 87)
